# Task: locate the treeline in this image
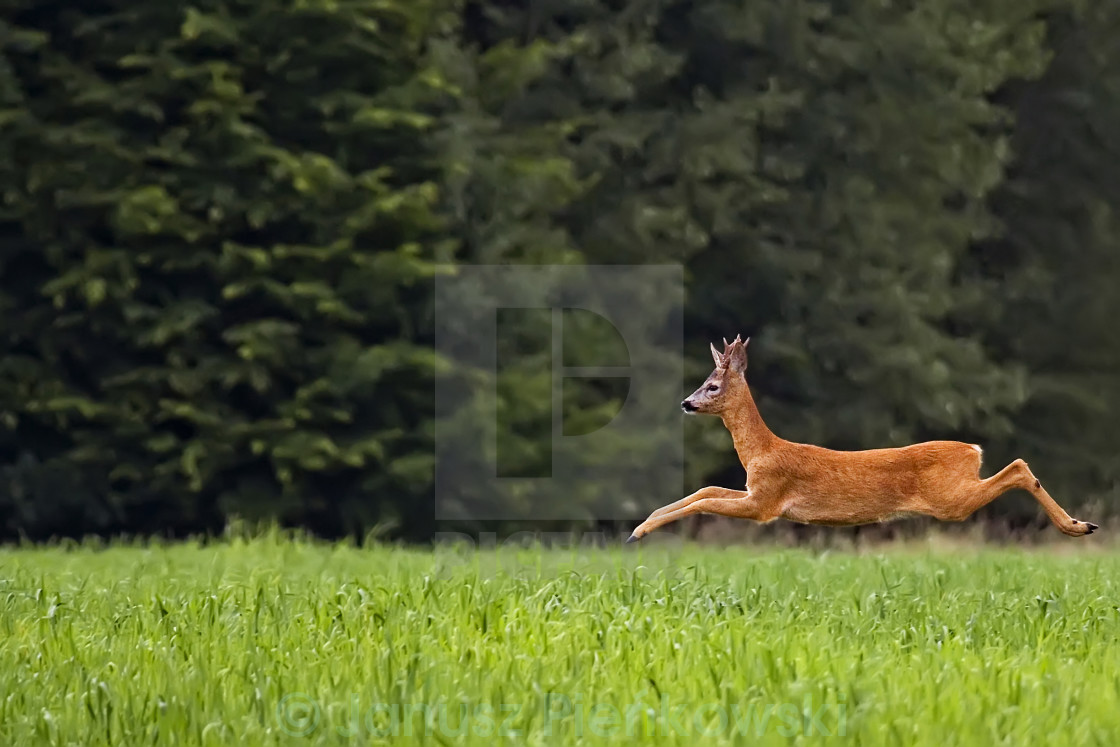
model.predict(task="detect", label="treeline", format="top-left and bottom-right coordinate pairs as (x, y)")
top-left (1, 0), bottom-right (1117, 541)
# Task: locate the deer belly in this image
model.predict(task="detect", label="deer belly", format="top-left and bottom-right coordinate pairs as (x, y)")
top-left (779, 491), bottom-right (909, 526)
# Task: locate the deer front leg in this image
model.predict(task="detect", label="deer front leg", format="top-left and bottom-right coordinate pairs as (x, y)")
top-left (645, 488), bottom-right (717, 520)
top-left (627, 486), bottom-right (780, 543)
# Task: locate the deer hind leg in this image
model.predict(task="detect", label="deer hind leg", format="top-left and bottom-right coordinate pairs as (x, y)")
top-left (939, 459), bottom-right (1097, 537)
top-left (627, 486), bottom-right (781, 543)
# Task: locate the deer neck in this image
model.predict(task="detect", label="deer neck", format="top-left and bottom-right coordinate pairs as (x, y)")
top-left (721, 382), bottom-right (775, 458)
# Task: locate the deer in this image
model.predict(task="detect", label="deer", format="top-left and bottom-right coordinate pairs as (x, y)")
top-left (626, 335), bottom-right (1098, 543)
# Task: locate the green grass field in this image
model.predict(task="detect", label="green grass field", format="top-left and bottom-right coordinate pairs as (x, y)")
top-left (3, 532), bottom-right (1119, 745)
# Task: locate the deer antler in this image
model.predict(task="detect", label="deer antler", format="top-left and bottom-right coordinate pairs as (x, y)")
top-left (722, 334), bottom-right (746, 356)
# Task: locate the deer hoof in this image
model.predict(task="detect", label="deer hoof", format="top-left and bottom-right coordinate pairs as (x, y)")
top-left (625, 532), bottom-right (641, 544)
top-left (1066, 519), bottom-right (1098, 536)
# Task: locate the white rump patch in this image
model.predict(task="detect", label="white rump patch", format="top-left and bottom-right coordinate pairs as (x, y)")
top-left (970, 444), bottom-right (982, 455)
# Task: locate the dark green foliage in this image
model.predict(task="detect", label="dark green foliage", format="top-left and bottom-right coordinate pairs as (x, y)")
top-left (975, 0), bottom-right (1120, 518)
top-left (457, 0), bottom-right (1051, 484)
top-left (0, 0), bottom-right (456, 539)
top-left (0, 0), bottom-right (1116, 540)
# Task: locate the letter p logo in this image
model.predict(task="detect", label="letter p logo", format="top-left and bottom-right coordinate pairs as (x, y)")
top-left (435, 266), bottom-right (683, 522)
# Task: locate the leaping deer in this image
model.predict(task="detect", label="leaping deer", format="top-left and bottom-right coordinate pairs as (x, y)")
top-left (627, 335), bottom-right (1098, 542)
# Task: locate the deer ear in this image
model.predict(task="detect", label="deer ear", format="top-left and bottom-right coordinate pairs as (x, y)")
top-left (710, 342), bottom-right (723, 367)
top-left (726, 339), bottom-right (748, 374)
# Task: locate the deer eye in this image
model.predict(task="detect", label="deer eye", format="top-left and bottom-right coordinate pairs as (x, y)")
top-left (706, 385), bottom-right (719, 393)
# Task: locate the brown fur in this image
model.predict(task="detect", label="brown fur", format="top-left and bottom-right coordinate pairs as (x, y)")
top-left (627, 335), bottom-right (1098, 542)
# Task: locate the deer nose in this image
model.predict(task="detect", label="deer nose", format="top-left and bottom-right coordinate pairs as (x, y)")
top-left (681, 400), bottom-right (697, 412)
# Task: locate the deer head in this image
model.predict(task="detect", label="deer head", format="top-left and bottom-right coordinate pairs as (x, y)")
top-left (681, 335), bottom-right (750, 415)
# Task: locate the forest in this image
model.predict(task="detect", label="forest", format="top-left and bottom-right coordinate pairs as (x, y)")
top-left (1, 0), bottom-right (1118, 541)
